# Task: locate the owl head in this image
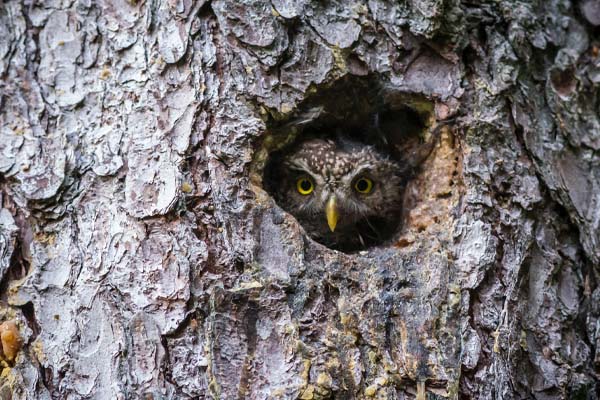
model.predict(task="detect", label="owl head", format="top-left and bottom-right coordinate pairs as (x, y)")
top-left (271, 137), bottom-right (405, 250)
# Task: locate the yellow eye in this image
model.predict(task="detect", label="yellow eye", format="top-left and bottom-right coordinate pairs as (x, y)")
top-left (296, 177), bottom-right (314, 195)
top-left (354, 177), bottom-right (373, 194)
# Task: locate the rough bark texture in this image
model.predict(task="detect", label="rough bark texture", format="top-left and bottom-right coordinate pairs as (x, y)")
top-left (1, 0), bottom-right (599, 399)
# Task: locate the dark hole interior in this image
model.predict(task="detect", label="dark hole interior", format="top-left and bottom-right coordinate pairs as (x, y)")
top-left (261, 77), bottom-right (433, 252)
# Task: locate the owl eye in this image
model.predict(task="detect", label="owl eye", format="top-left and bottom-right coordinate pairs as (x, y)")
top-left (296, 177), bottom-right (314, 195)
top-left (354, 177), bottom-right (373, 194)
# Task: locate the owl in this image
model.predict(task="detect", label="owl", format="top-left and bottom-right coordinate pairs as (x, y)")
top-left (270, 137), bottom-right (405, 250)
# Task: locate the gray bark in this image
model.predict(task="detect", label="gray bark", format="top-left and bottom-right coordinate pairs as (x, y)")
top-left (0, 0), bottom-right (599, 399)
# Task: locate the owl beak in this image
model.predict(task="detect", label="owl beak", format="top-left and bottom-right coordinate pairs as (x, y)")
top-left (325, 196), bottom-right (339, 232)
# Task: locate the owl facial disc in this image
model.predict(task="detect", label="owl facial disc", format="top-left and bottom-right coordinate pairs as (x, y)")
top-left (270, 137), bottom-right (405, 250)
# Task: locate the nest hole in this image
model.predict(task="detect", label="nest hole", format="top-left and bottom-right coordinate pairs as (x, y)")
top-left (258, 77), bottom-right (437, 252)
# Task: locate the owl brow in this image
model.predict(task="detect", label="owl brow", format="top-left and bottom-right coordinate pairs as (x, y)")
top-left (285, 158), bottom-right (319, 177)
top-left (349, 165), bottom-right (375, 180)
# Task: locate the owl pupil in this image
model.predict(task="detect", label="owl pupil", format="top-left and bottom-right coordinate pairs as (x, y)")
top-left (356, 179), bottom-right (368, 191)
top-left (300, 180), bottom-right (311, 191)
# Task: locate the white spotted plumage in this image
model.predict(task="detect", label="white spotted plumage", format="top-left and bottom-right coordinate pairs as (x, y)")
top-left (273, 137), bottom-right (405, 251)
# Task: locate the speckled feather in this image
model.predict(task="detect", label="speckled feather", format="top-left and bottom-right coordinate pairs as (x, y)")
top-left (274, 138), bottom-right (405, 250)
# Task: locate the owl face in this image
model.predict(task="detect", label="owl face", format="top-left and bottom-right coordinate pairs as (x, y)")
top-left (273, 138), bottom-right (404, 249)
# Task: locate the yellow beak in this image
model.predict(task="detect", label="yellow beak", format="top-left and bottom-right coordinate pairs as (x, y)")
top-left (325, 196), bottom-right (339, 232)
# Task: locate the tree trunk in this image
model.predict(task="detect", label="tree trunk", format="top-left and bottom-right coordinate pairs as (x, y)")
top-left (0, 0), bottom-right (599, 399)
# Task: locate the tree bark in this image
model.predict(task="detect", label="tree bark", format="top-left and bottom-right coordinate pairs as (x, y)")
top-left (0, 0), bottom-right (599, 399)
